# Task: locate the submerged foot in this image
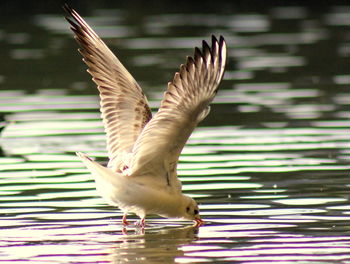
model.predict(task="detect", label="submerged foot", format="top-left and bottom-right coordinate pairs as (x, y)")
top-left (135, 218), bottom-right (146, 227)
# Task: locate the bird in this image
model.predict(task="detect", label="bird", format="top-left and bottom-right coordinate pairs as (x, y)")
top-left (64, 4), bottom-right (227, 227)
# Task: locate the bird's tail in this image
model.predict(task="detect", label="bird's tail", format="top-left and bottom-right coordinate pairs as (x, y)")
top-left (76, 152), bottom-right (122, 206)
top-left (76, 151), bottom-right (104, 172)
top-left (76, 152), bottom-right (120, 183)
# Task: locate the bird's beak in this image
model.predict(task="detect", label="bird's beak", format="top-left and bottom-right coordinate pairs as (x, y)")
top-left (194, 218), bottom-right (204, 227)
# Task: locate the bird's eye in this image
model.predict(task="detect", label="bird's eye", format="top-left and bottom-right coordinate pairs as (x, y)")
top-left (186, 207), bottom-right (190, 212)
top-left (194, 209), bottom-right (199, 215)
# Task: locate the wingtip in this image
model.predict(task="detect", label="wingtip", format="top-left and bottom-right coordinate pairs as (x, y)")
top-left (63, 4), bottom-right (83, 28)
top-left (218, 35), bottom-right (227, 52)
top-left (202, 38), bottom-right (211, 51)
top-left (210, 35), bottom-right (226, 51)
top-left (194, 47), bottom-right (203, 61)
top-left (219, 35), bottom-right (225, 44)
top-left (63, 4), bottom-right (77, 29)
top-left (75, 151), bottom-right (84, 158)
top-left (63, 3), bottom-right (73, 16)
top-left (174, 34), bottom-right (227, 82)
top-left (211, 35), bottom-right (218, 45)
top-left (76, 151), bottom-right (94, 162)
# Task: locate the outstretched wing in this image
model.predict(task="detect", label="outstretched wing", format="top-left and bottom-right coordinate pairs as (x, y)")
top-left (129, 36), bottom-right (226, 186)
top-left (64, 5), bottom-right (152, 171)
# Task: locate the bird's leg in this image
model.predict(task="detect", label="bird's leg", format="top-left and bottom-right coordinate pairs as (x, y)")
top-left (135, 217), bottom-right (146, 227)
top-left (122, 213), bottom-right (130, 226)
top-left (122, 227), bottom-right (128, 235)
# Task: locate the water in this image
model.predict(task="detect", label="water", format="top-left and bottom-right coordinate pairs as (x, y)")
top-left (2, 2), bottom-right (350, 263)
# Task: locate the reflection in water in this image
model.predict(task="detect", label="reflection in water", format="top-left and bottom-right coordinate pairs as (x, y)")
top-left (112, 225), bottom-right (199, 263)
top-left (2, 87), bottom-right (350, 262)
top-left (2, 2), bottom-right (350, 264)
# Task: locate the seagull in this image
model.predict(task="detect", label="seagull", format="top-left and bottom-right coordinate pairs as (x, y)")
top-left (64, 5), bottom-right (226, 227)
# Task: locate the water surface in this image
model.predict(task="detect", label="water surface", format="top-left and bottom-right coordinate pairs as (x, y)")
top-left (2, 3), bottom-right (350, 263)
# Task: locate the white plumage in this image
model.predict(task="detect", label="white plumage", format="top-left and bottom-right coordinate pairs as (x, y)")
top-left (64, 4), bottom-right (227, 226)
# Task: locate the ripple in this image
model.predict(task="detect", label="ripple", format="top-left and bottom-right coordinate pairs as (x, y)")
top-left (200, 204), bottom-right (270, 210)
top-left (273, 198), bottom-right (347, 205)
top-left (183, 183), bottom-right (262, 191)
top-left (238, 55), bottom-right (305, 70)
top-left (2, 4), bottom-right (350, 264)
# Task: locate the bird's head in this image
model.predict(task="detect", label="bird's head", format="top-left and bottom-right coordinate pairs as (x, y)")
top-left (181, 195), bottom-right (203, 226)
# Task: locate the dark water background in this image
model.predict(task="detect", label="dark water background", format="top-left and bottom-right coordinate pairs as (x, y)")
top-left (2, 1), bottom-right (350, 263)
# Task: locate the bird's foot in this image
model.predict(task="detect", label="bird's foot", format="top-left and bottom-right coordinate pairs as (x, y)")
top-left (122, 227), bottom-right (128, 235)
top-left (135, 218), bottom-right (146, 227)
top-left (122, 214), bottom-right (130, 226)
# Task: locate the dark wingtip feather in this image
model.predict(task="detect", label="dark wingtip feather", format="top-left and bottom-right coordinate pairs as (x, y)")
top-left (211, 35), bottom-right (218, 46)
top-left (186, 56), bottom-right (195, 67)
top-left (63, 4), bottom-right (79, 31)
top-left (194, 47), bottom-right (203, 62)
top-left (201, 39), bottom-right (212, 63)
top-left (218, 36), bottom-right (226, 53)
top-left (63, 3), bottom-right (74, 17)
top-left (170, 34), bottom-right (227, 94)
top-left (65, 16), bottom-right (78, 30)
top-left (219, 35), bottom-right (227, 63)
top-left (219, 35), bottom-right (225, 44)
top-left (211, 35), bottom-right (219, 52)
top-left (219, 36), bottom-right (227, 55)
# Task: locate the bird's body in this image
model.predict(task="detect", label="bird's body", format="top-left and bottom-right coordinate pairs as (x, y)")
top-left (77, 152), bottom-right (193, 221)
top-left (64, 5), bottom-right (227, 226)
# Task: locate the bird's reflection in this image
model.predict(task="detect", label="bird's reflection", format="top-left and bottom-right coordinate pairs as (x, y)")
top-left (109, 224), bottom-right (199, 263)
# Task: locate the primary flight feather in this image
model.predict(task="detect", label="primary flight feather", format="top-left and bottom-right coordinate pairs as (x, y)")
top-left (64, 4), bottom-right (227, 226)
